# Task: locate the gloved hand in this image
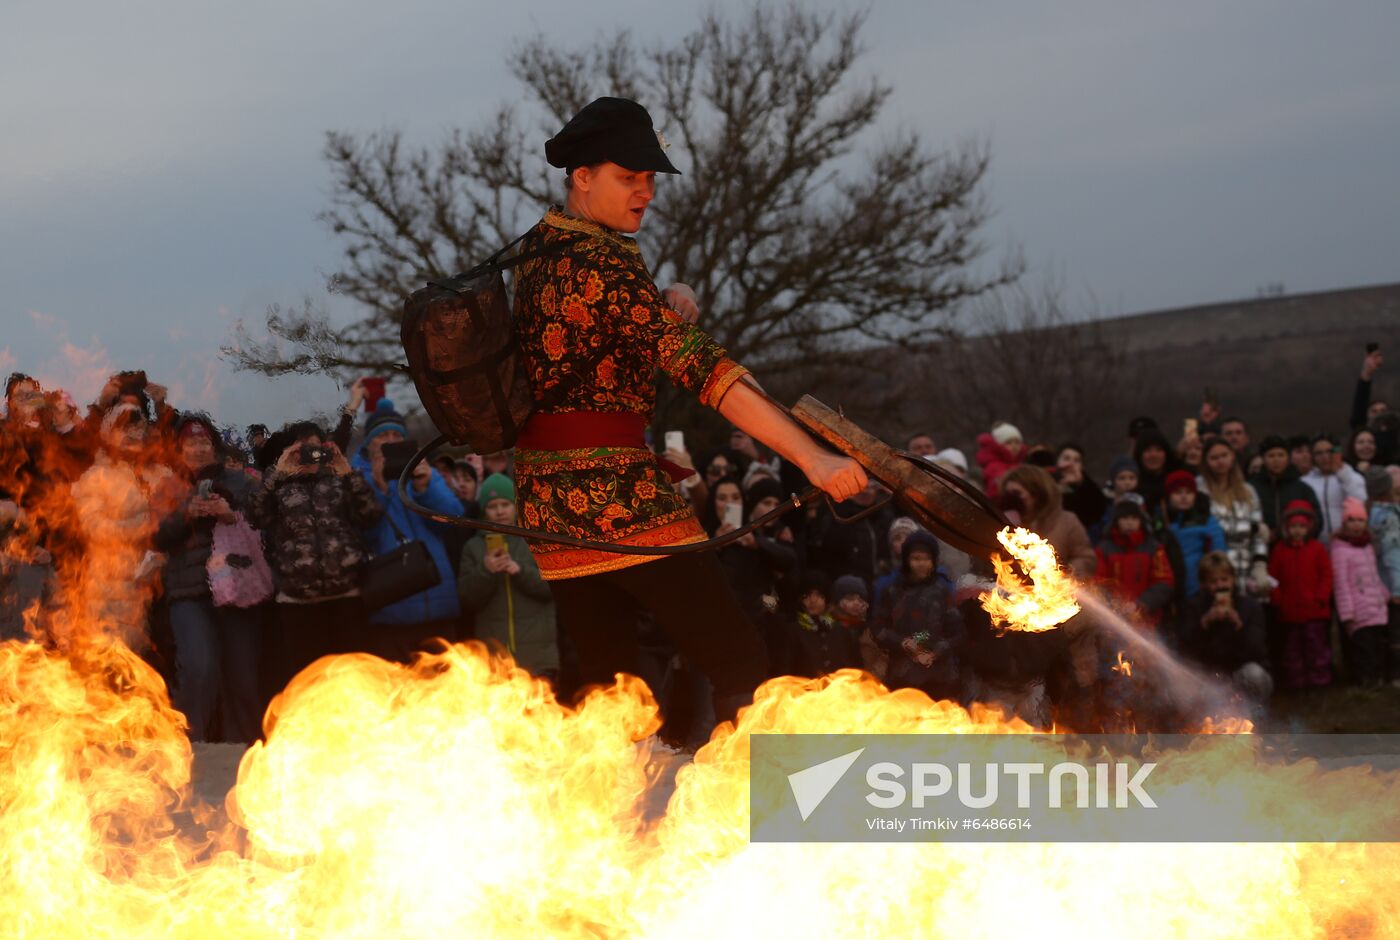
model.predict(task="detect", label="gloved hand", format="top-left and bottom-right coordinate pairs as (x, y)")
top-left (1247, 560), bottom-right (1272, 596)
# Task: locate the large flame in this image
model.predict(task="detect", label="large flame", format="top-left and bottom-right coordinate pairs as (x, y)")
top-left (3, 430), bottom-right (1399, 937)
top-left (3, 641), bottom-right (1400, 938)
top-left (980, 527), bottom-right (1081, 633)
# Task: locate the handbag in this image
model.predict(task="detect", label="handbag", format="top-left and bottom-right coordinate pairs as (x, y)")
top-left (208, 512), bottom-right (275, 608)
top-left (361, 508), bottom-right (441, 612)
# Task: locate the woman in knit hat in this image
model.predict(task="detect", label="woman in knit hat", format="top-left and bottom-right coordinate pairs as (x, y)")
top-left (974, 421), bottom-right (1026, 498)
top-left (351, 399), bottom-right (465, 662)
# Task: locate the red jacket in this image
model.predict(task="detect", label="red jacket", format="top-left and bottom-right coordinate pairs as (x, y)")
top-left (975, 433), bottom-right (1025, 498)
top-left (1094, 528), bottom-right (1175, 627)
top-left (1268, 537), bottom-right (1333, 623)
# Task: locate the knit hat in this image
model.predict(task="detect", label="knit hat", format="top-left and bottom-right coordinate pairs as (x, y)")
top-left (478, 473), bottom-right (515, 507)
top-left (1164, 469), bottom-right (1197, 494)
top-left (1342, 497), bottom-right (1368, 523)
top-left (800, 570), bottom-right (830, 599)
top-left (1108, 455), bottom-right (1140, 481)
top-left (1127, 416), bottom-right (1159, 439)
top-left (745, 477), bottom-right (785, 508)
top-left (1257, 434), bottom-right (1288, 457)
top-left (1112, 493), bottom-right (1148, 523)
top-left (1365, 465), bottom-right (1395, 501)
top-left (901, 531), bottom-right (941, 567)
top-left (887, 516), bottom-right (920, 549)
top-left (1282, 499), bottom-right (1316, 525)
top-left (991, 423), bottom-right (1023, 447)
top-left (830, 575), bottom-right (869, 602)
top-left (362, 399), bottom-right (407, 449)
top-left (931, 448), bottom-right (969, 474)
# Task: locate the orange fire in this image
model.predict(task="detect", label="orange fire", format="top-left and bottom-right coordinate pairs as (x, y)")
top-left (1113, 651), bottom-right (1133, 678)
top-left (980, 527), bottom-right (1081, 633)
top-left (3, 434), bottom-right (1399, 937)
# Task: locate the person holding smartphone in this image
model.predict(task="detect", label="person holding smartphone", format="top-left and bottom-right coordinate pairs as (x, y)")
top-left (457, 474), bottom-right (559, 681)
top-left (152, 414), bottom-right (262, 743)
top-left (350, 399), bottom-right (464, 662)
top-left (1175, 552), bottom-right (1273, 709)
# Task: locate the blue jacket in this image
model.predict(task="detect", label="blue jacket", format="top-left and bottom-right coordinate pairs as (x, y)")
top-left (353, 451), bottom-right (464, 625)
top-left (1371, 502), bottom-right (1400, 596)
top-left (1165, 500), bottom-right (1228, 598)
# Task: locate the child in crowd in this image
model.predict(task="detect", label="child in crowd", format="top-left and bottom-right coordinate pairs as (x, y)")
top-left (828, 574), bottom-right (884, 679)
top-left (1330, 498), bottom-right (1392, 687)
top-left (1267, 500), bottom-right (1334, 690)
top-left (794, 573), bottom-right (863, 677)
top-left (1178, 552), bottom-right (1273, 708)
top-left (871, 532), bottom-right (964, 702)
top-left (1368, 467), bottom-right (1400, 686)
top-left (457, 474), bottom-right (559, 682)
top-left (1160, 470), bottom-right (1227, 603)
top-left (1092, 456), bottom-right (1140, 541)
top-left (1094, 496), bottom-right (1175, 631)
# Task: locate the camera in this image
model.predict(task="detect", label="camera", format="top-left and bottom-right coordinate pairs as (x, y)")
top-left (299, 443), bottom-right (330, 466)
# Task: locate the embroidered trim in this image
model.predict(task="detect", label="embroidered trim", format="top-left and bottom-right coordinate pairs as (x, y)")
top-left (542, 207), bottom-right (641, 255)
top-left (534, 517), bottom-right (709, 580)
top-left (700, 359), bottom-right (750, 409)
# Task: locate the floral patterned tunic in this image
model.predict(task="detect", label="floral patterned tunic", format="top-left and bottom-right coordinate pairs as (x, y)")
top-left (512, 207), bottom-right (748, 580)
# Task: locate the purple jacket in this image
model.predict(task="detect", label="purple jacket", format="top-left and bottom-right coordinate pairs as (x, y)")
top-left (1329, 536), bottom-right (1391, 632)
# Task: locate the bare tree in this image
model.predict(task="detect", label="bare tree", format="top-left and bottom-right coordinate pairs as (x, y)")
top-left (903, 277), bottom-right (1139, 451)
top-left (224, 4), bottom-right (1018, 430)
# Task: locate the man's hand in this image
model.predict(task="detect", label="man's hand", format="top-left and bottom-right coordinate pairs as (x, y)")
top-left (346, 378), bottom-right (367, 414)
top-left (662, 283), bottom-right (700, 324)
top-left (410, 459), bottom-right (432, 493)
top-left (1362, 348), bottom-right (1383, 381)
top-left (205, 495), bottom-right (236, 524)
top-left (274, 445), bottom-right (309, 479)
top-left (803, 452), bottom-right (868, 503)
top-left (326, 443), bottom-right (353, 478)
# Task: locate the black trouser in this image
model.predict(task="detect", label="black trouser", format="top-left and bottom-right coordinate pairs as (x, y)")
top-left (264, 596), bottom-right (368, 704)
top-left (549, 552), bottom-right (769, 724)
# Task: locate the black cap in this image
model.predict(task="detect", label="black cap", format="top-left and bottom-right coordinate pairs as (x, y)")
top-left (1127, 416), bottom-right (1158, 439)
top-left (545, 97), bottom-right (680, 174)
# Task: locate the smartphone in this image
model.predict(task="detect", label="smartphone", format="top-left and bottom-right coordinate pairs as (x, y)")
top-left (197, 479), bottom-right (214, 499)
top-left (380, 440), bottom-right (420, 485)
top-left (1183, 418), bottom-right (1198, 438)
top-left (484, 533), bottom-right (508, 555)
top-left (664, 431), bottom-right (685, 454)
top-left (722, 501), bottom-right (744, 529)
top-left (1213, 588), bottom-right (1233, 608)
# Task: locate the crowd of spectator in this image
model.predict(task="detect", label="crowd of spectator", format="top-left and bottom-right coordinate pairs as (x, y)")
top-left (1, 348), bottom-right (1398, 744)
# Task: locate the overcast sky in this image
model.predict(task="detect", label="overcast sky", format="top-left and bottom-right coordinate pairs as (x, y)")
top-left (3, 1), bottom-right (1397, 429)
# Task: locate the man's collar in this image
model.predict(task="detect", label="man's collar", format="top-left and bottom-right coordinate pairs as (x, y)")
top-left (543, 206), bottom-right (641, 254)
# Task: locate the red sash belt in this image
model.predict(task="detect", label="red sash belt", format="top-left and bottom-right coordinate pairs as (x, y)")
top-left (516, 411), bottom-right (696, 483)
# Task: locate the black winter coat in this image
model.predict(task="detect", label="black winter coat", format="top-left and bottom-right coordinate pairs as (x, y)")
top-left (1176, 588), bottom-right (1268, 675)
top-left (871, 574), bottom-right (964, 691)
top-left (1249, 468), bottom-right (1322, 537)
top-left (154, 467), bottom-right (258, 601)
top-left (248, 468), bottom-right (381, 602)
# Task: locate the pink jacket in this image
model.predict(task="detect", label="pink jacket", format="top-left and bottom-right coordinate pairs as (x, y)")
top-left (975, 433), bottom-right (1025, 498)
top-left (1329, 536), bottom-right (1391, 632)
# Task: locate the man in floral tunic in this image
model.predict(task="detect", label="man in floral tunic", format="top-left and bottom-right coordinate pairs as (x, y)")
top-left (513, 97), bottom-right (866, 721)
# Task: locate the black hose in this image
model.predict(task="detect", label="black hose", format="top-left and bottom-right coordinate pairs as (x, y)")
top-left (396, 434), bottom-right (829, 555)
